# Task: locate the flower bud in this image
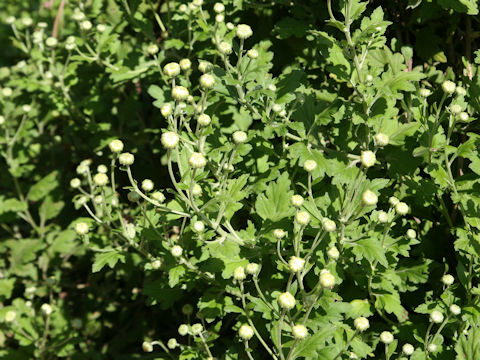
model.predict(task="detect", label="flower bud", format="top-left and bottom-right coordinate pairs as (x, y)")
top-left (406, 229), bottom-right (416, 239)
top-left (119, 152), bottom-right (135, 166)
top-left (164, 62), bottom-right (181, 78)
top-left (327, 246), bottom-right (340, 260)
top-left (41, 303), bottom-right (53, 315)
top-left (96, 165), bottom-right (107, 174)
top-left (236, 24), bottom-right (253, 39)
top-left (75, 222), bottom-right (89, 235)
top-left (171, 245), bottom-right (183, 257)
top-left (456, 86), bottom-right (466, 96)
top-left (192, 221), bottom-right (205, 233)
top-left (178, 324), bottom-right (189, 336)
top-left (191, 323), bottom-right (203, 335)
top-left (278, 292), bottom-right (296, 310)
top-left (141, 179), bottom-right (154, 192)
top-left (2, 87), bottom-right (12, 97)
top-left (245, 263), bottom-right (260, 275)
top-left (213, 2), bottom-right (225, 13)
top-left (198, 114), bottom-right (211, 126)
top-left (192, 184), bottom-right (202, 196)
top-left (93, 173), bottom-right (109, 186)
top-left (375, 133), bottom-right (389, 147)
top-left (233, 266), bottom-right (246, 281)
top-left (361, 151), bottom-right (376, 168)
top-left (292, 324), bottom-right (308, 339)
top-left (232, 130), bottom-right (247, 144)
top-left (182, 304), bottom-right (193, 315)
top-left (380, 331), bottom-right (394, 344)
top-left (215, 14), bottom-right (225, 22)
top-left (151, 259), bottom-right (162, 269)
top-left (147, 44), bottom-right (159, 55)
top-left (362, 190), bottom-right (378, 206)
top-left (402, 343), bottom-right (414, 355)
top-left (320, 270), bottom-right (335, 289)
top-left (450, 104), bottom-right (462, 114)
top-left (94, 195), bottom-right (103, 205)
top-left (322, 218), bottom-right (336, 232)
top-left (290, 194), bottom-right (304, 208)
top-left (226, 22), bottom-right (234, 30)
top-left (80, 20), bottom-right (92, 31)
top-left (459, 112), bottom-right (469, 122)
top-left (5, 16), bottom-right (16, 25)
top-left (288, 256), bottom-right (305, 272)
top-left (172, 86), bottom-right (189, 101)
top-left (45, 37), bottom-right (58, 47)
top-left (199, 73), bottom-right (215, 88)
top-left (5, 310), bottom-right (16, 322)
top-left (395, 202), bottom-right (409, 215)
top-left (430, 310), bottom-right (444, 323)
top-left (218, 41), bottom-right (232, 54)
top-left (238, 324), bottom-right (254, 340)
top-left (70, 178), bottom-right (81, 188)
top-left (419, 88), bottom-right (431, 97)
top-left (0, 116), bottom-right (4, 125)
top-left (161, 131), bottom-right (180, 149)
top-left (96, 24), bottom-right (106, 32)
top-left (161, 103), bottom-right (173, 117)
top-left (303, 159), bottom-right (317, 173)
top-left (167, 338), bottom-right (178, 349)
top-left (109, 139), bottom-right (124, 153)
top-left (441, 274), bottom-right (454, 286)
top-left (353, 317), bottom-right (370, 332)
top-left (442, 80), bottom-right (456, 95)
top-left (247, 49), bottom-right (258, 59)
top-left (427, 344), bottom-right (438, 353)
top-left (189, 152), bottom-right (207, 168)
top-left (377, 211), bottom-right (388, 223)
top-left (142, 341), bottom-right (153, 352)
top-left (127, 191), bottom-right (140, 202)
top-left (273, 229), bottom-right (285, 239)
top-left (198, 61), bottom-right (213, 73)
top-left (295, 211), bottom-right (310, 226)
top-left (450, 304), bottom-right (461, 315)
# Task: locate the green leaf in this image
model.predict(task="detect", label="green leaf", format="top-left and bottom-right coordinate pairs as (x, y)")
top-left (455, 327), bottom-right (480, 359)
top-left (292, 324), bottom-right (335, 358)
top-left (92, 251), bottom-right (125, 273)
top-left (255, 172), bottom-right (294, 222)
top-left (168, 265), bottom-right (186, 287)
top-left (351, 238), bottom-right (388, 267)
top-left (0, 279), bottom-right (15, 299)
top-left (27, 171), bottom-right (59, 202)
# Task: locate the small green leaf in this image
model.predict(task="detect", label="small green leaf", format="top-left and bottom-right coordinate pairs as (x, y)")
top-left (92, 251), bottom-right (125, 273)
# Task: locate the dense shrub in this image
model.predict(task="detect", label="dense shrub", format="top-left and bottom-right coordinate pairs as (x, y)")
top-left (1, 0), bottom-right (480, 359)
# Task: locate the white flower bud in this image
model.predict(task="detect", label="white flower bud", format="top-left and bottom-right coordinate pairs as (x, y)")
top-left (233, 266), bottom-right (246, 281)
top-left (192, 184), bottom-right (202, 196)
top-left (389, 196), bottom-right (399, 206)
top-left (198, 61), bottom-right (213, 73)
top-left (171, 245), bottom-right (183, 258)
top-left (72, 9), bottom-right (85, 21)
top-left (459, 112), bottom-right (469, 122)
top-left (172, 86), bottom-right (189, 101)
top-left (164, 62), bottom-right (181, 78)
top-left (179, 58), bottom-right (191, 71)
top-left (236, 24), bottom-right (253, 39)
top-left (268, 84), bottom-right (277, 92)
top-left (80, 20), bottom-right (92, 31)
top-left (245, 263), bottom-right (260, 275)
top-left (441, 274), bottom-right (454, 286)
top-left (127, 191), bottom-right (140, 202)
top-left (96, 24), bottom-right (106, 32)
top-left (406, 229), bottom-right (416, 239)
top-left (290, 195), bottom-right (304, 208)
top-left (427, 344), bottom-right (438, 353)
top-left (365, 74), bottom-right (373, 82)
top-left (197, 114), bottom-right (211, 126)
top-left (450, 304), bottom-right (461, 315)
top-left (353, 317), bottom-right (370, 332)
top-left (179, 4), bottom-right (187, 12)
top-left (75, 222), bottom-right (89, 235)
top-left (442, 80), bottom-right (456, 94)
top-left (108, 139), bottom-right (124, 153)
top-left (45, 37), bottom-right (58, 47)
top-left (272, 103), bottom-right (283, 113)
top-left (70, 178), bottom-right (81, 188)
top-left (119, 152), bottom-right (135, 166)
top-left (94, 195), bottom-right (103, 205)
top-left (0, 116), bottom-right (4, 125)
top-left (147, 44), bottom-right (159, 55)
top-left (238, 324), bottom-right (254, 340)
top-left (233, 130), bottom-right (248, 144)
top-left (191, 323), bottom-right (203, 335)
top-left (292, 324), bottom-right (308, 339)
top-left (278, 292), bottom-right (296, 310)
top-left (97, 165), bottom-right (108, 174)
top-left (362, 190), bottom-right (378, 206)
top-left (380, 331), bottom-right (394, 344)
top-left (141, 179), bottom-right (154, 192)
top-left (200, 74), bottom-right (215, 88)
top-left (456, 86), bottom-right (466, 96)
top-left (152, 191), bottom-right (166, 203)
top-left (402, 343), bottom-right (414, 355)
top-left (295, 211), bottom-right (310, 226)
top-left (450, 104), bottom-right (462, 114)
top-left (226, 22), bottom-right (234, 30)
top-left (375, 133), bottom-right (389, 147)
top-left (361, 151), bottom-right (376, 168)
top-left (247, 49), bottom-right (258, 59)
top-left (151, 259), bottom-right (162, 269)
top-left (213, 2), bottom-right (225, 13)
top-left (178, 324), bottom-right (189, 336)
top-left (327, 246), bottom-right (340, 260)
top-left (161, 103), bottom-right (173, 117)
top-left (2, 87), bottom-right (12, 97)
top-left (22, 104), bottom-right (31, 113)
top-left (320, 270), bottom-right (335, 289)
top-left (419, 88), bottom-right (431, 97)
top-left (5, 16), bottom-right (16, 25)
top-left (273, 229), bottom-right (285, 239)
top-left (192, 0), bottom-right (203, 6)
top-left (161, 131), bottom-right (180, 149)
top-left (288, 256), bottom-right (305, 272)
top-left (5, 310), bottom-right (16, 322)
top-left (303, 159), bottom-right (317, 173)
top-left (189, 152), bottom-right (207, 168)
top-left (322, 218), bottom-right (336, 232)
top-left (142, 341), bottom-right (153, 352)
top-left (215, 14), bottom-right (225, 22)
top-left (167, 338), bottom-right (178, 349)
top-left (395, 202), bottom-right (409, 215)
top-left (41, 303), bottom-right (53, 315)
top-left (193, 221), bottom-right (205, 233)
top-left (378, 211), bottom-right (388, 223)
top-left (218, 41), bottom-right (232, 54)
top-left (430, 310), bottom-right (444, 323)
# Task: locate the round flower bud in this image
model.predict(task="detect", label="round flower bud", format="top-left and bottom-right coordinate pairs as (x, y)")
top-left (192, 221), bottom-right (205, 233)
top-left (171, 245), bottom-right (183, 258)
top-left (327, 246), bottom-right (340, 260)
top-left (197, 114), bottom-right (211, 126)
top-left (288, 256), bottom-right (305, 273)
top-left (419, 88), bottom-right (431, 97)
top-left (2, 87), bottom-right (12, 97)
top-left (362, 190), bottom-right (378, 206)
top-left (353, 317), bottom-right (370, 332)
top-left (151, 259), bottom-right (162, 269)
top-left (389, 196), bottom-right (399, 206)
top-left (272, 104), bottom-right (283, 113)
top-left (218, 41), bottom-right (232, 54)
top-left (172, 86), bottom-right (189, 101)
top-left (198, 61), bottom-right (213, 73)
top-left (161, 131), bottom-right (180, 149)
top-left (238, 324), bottom-right (254, 340)
top-left (450, 304), bottom-right (461, 315)
top-left (375, 133), bottom-right (389, 147)
top-left (151, 191), bottom-right (165, 203)
top-left (365, 74), bottom-right (373, 82)
top-left (245, 263), bottom-right (260, 275)
top-left (380, 331), bottom-right (394, 344)
top-left (179, 58), bottom-right (191, 71)
top-left (179, 4), bottom-right (187, 12)
top-left (22, 104), bottom-right (31, 113)
top-left (273, 229), bottom-right (286, 239)
top-left (378, 211), bottom-right (388, 223)
top-left (236, 24), bottom-right (253, 39)
top-left (232, 130), bottom-right (248, 144)
top-left (76, 196), bottom-right (88, 206)
top-left (199, 74), bottom-right (215, 89)
top-left (45, 37), bottom-right (58, 47)
top-left (430, 310), bottom-right (444, 324)
top-left (303, 159), bottom-right (317, 173)
top-left (395, 202), bottom-right (409, 215)
top-left (268, 84), bottom-right (277, 92)
top-left (192, 0), bottom-right (203, 6)
top-left (96, 165), bottom-right (107, 174)
top-left (147, 44), bottom-right (159, 55)
top-left (189, 152), bottom-right (207, 168)
top-left (191, 323), bottom-right (203, 335)
top-left (290, 195), bottom-right (304, 208)
top-left (108, 139), bottom-right (124, 153)
top-left (161, 103), bottom-right (173, 117)
top-left (361, 151), bottom-right (376, 168)
top-left (226, 22), bottom-right (234, 30)
top-left (127, 191), bottom-right (140, 202)
top-left (164, 62), bottom-right (181, 78)
top-left (402, 343), bottom-right (414, 355)
top-left (215, 14), bottom-right (225, 23)
top-left (292, 324), bottom-right (308, 339)
top-left (119, 152), bottom-right (135, 166)
top-left (192, 184), bottom-right (202, 196)
top-left (80, 20), bottom-right (92, 31)
top-left (427, 344), bottom-right (438, 353)
top-left (450, 104), bottom-right (462, 114)
top-left (178, 324), bottom-right (189, 336)
top-left (75, 222), bottom-right (89, 235)
top-left (247, 49), bottom-right (258, 59)
top-left (70, 178), bottom-right (81, 188)
top-left (320, 270), bottom-right (335, 289)
top-left (406, 229), bottom-right (416, 239)
top-left (97, 24), bottom-right (106, 32)
top-left (322, 218), bottom-right (336, 232)
top-left (141, 179), bottom-right (154, 192)
top-left (41, 303), bottom-right (53, 316)
top-left (94, 195), bottom-right (103, 205)
top-left (459, 112), bottom-right (469, 122)
top-left (295, 211), bottom-right (311, 226)
top-left (278, 292), bottom-right (296, 310)
top-left (167, 338), bottom-right (178, 349)
top-left (233, 266), bottom-right (246, 281)
top-left (142, 341), bottom-right (153, 352)
top-left (213, 2), bottom-right (225, 13)
top-left (5, 16), bottom-right (16, 25)
top-left (441, 274), bottom-right (454, 286)
top-left (5, 310), bottom-right (16, 322)
top-left (0, 116), bottom-right (4, 125)
top-left (442, 80), bottom-right (456, 95)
